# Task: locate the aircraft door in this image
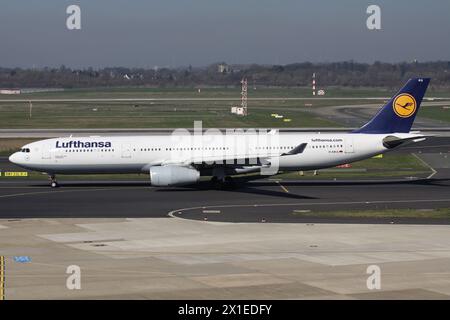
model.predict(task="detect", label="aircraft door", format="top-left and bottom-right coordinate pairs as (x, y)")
top-left (121, 143), bottom-right (132, 158)
top-left (344, 139), bottom-right (355, 153)
top-left (41, 145), bottom-right (51, 159)
top-left (54, 148), bottom-right (64, 163)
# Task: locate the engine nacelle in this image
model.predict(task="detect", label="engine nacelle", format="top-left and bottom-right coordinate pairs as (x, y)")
top-left (150, 165), bottom-right (200, 187)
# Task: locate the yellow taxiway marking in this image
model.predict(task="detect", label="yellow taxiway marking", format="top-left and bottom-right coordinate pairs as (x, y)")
top-left (0, 256), bottom-right (5, 300)
top-left (276, 181), bottom-right (289, 193)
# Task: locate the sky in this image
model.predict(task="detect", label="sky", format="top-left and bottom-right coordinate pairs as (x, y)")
top-left (0, 0), bottom-right (449, 68)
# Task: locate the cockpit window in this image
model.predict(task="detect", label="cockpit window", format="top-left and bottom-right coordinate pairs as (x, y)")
top-left (20, 148), bottom-right (30, 153)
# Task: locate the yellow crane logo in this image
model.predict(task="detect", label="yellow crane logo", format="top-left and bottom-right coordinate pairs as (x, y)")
top-left (393, 93), bottom-right (417, 118)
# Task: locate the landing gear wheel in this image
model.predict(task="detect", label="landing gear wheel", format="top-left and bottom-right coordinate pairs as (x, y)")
top-left (224, 176), bottom-right (234, 184)
top-left (49, 175), bottom-right (59, 188)
top-left (223, 176), bottom-right (236, 189)
top-left (210, 176), bottom-right (222, 189)
top-left (210, 176), bottom-right (236, 190)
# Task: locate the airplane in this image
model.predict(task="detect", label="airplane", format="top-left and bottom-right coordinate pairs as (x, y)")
top-left (9, 78), bottom-right (431, 188)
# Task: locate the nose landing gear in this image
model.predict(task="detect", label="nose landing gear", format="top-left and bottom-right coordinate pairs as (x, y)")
top-left (49, 174), bottom-right (59, 188)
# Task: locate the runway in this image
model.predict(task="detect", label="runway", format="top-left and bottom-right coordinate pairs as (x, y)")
top-left (0, 176), bottom-right (449, 224)
top-left (2, 174), bottom-right (450, 299)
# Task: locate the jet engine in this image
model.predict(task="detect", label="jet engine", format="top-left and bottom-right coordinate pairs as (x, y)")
top-left (150, 165), bottom-right (200, 186)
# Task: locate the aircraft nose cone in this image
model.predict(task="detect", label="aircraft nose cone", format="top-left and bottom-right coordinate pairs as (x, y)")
top-left (9, 152), bottom-right (18, 164)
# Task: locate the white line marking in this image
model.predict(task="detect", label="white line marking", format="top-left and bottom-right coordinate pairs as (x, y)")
top-left (202, 210), bottom-right (221, 214)
top-left (168, 198), bottom-right (450, 221)
top-left (412, 153), bottom-right (437, 179)
top-left (276, 181), bottom-right (289, 193)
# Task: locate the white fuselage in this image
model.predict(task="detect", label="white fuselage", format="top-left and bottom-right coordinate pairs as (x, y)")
top-left (9, 132), bottom-right (418, 176)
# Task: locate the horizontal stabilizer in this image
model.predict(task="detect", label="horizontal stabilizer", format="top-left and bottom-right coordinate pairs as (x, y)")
top-left (382, 135), bottom-right (431, 149)
top-left (282, 143), bottom-right (307, 156)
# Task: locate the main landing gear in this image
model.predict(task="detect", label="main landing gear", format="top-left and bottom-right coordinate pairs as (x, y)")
top-left (210, 176), bottom-right (236, 189)
top-left (49, 174), bottom-right (59, 188)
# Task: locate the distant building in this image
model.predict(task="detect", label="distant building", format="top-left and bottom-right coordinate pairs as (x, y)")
top-left (0, 89), bottom-right (21, 95)
top-left (231, 106), bottom-right (246, 116)
top-left (218, 64), bottom-right (230, 74)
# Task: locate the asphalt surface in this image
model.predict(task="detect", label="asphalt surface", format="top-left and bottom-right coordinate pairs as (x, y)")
top-left (0, 176), bottom-right (448, 223)
top-left (0, 137), bottom-right (449, 224)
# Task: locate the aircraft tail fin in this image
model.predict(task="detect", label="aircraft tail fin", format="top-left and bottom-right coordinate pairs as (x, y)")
top-left (352, 78), bottom-right (430, 134)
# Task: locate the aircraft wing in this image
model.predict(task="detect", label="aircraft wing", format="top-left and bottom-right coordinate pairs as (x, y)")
top-left (159, 143), bottom-right (308, 167)
top-left (161, 153), bottom-right (271, 167)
